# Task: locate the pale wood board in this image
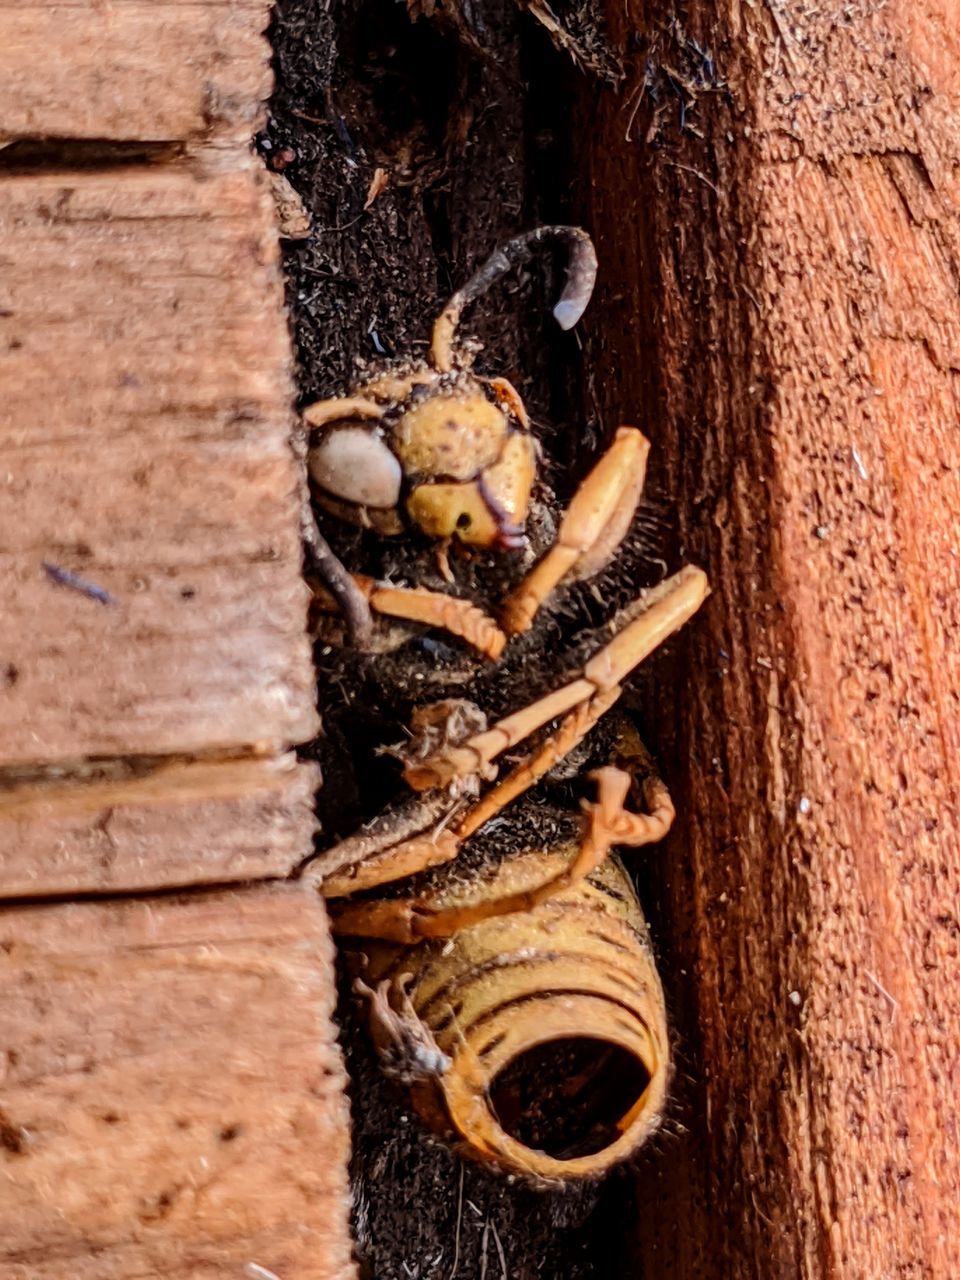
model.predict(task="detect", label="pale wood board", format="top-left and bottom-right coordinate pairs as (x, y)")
top-left (0, 0), bottom-right (352, 1268)
top-left (0, 1), bottom-right (273, 144)
top-left (0, 885), bottom-right (355, 1279)
top-left (0, 756), bottom-right (320, 896)
top-left (0, 164), bottom-right (320, 767)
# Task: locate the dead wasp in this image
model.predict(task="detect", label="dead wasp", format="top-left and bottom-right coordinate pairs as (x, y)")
top-left (301, 227), bottom-right (708, 1176)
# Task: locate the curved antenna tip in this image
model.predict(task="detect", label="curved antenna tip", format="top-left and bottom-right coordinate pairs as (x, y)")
top-left (553, 297), bottom-right (588, 330)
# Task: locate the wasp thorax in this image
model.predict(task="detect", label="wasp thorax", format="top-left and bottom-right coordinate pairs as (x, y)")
top-left (309, 424), bottom-right (403, 510)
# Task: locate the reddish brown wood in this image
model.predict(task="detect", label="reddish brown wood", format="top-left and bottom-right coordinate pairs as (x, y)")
top-left (581, 0), bottom-right (960, 1274)
top-left (0, 885), bottom-right (354, 1279)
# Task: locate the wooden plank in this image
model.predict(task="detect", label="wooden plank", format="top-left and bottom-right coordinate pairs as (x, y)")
top-left (582, 1), bottom-right (960, 1275)
top-left (0, 164), bottom-right (320, 766)
top-left (0, 1), bottom-right (273, 144)
top-left (0, 885), bottom-right (356, 1279)
top-left (0, 756), bottom-right (319, 897)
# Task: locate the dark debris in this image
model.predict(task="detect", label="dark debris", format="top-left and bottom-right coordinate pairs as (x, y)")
top-left (264, 0), bottom-right (681, 1274)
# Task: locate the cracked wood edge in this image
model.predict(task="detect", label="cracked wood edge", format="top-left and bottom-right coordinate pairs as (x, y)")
top-left (0, 755), bottom-right (321, 896)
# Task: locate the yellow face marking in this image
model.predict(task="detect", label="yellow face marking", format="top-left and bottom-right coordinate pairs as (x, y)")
top-left (479, 433), bottom-right (536, 533)
top-left (406, 481), bottom-right (501, 546)
top-left (393, 393), bottom-right (508, 482)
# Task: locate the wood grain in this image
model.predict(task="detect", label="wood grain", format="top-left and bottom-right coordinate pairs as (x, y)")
top-left (0, 755), bottom-right (320, 897)
top-left (0, 6), bottom-right (354, 1266)
top-left (581, 1), bottom-right (960, 1274)
top-left (0, 0), bottom-right (273, 144)
top-left (0, 885), bottom-right (355, 1279)
top-left (0, 164), bottom-right (319, 766)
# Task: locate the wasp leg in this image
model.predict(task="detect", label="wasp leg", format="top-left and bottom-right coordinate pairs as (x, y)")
top-left (306, 790), bottom-right (464, 898)
top-left (354, 976), bottom-right (452, 1085)
top-left (405, 564), bottom-right (709, 791)
top-left (318, 689), bottom-right (616, 901)
top-left (331, 729), bottom-right (674, 943)
top-left (302, 396), bottom-right (385, 427)
top-left (452, 685), bottom-right (621, 843)
top-left (302, 505), bottom-right (374, 647)
top-left (501, 427), bottom-right (650, 636)
top-left (312, 574), bottom-right (506, 661)
top-left (361, 580), bottom-right (506, 661)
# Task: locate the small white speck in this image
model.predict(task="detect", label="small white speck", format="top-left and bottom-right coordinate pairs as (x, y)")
top-left (246, 1265), bottom-right (281, 1280)
top-left (815, 524), bottom-right (830, 540)
top-left (852, 446), bottom-right (869, 480)
top-left (718, 892), bottom-right (728, 904)
top-left (798, 796), bottom-right (812, 815)
top-left (788, 990), bottom-right (802, 1007)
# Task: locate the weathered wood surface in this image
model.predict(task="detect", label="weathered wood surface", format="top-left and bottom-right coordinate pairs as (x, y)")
top-left (0, 2), bottom-right (353, 1273)
top-left (582, 0), bottom-right (960, 1274)
top-left (0, 755), bottom-right (319, 896)
top-left (0, 0), bottom-right (273, 144)
top-left (0, 885), bottom-right (355, 1279)
top-left (0, 164), bottom-right (319, 768)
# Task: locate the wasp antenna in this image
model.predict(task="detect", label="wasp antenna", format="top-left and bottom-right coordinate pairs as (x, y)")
top-left (550, 229), bottom-right (598, 329)
top-left (431, 226), bottom-right (598, 371)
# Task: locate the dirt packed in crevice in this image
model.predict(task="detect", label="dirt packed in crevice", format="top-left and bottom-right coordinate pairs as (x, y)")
top-left (261, 3), bottom-right (690, 1276)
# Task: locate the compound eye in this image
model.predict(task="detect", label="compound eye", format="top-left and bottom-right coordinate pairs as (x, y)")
top-left (309, 426), bottom-right (403, 510)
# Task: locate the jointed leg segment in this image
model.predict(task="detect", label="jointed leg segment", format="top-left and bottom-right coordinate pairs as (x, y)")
top-left (500, 427), bottom-right (650, 636)
top-left (330, 735), bottom-right (676, 943)
top-left (316, 693), bottom-right (616, 901)
top-left (405, 565), bottom-right (709, 791)
top-left (363, 581), bottom-right (507, 661)
top-left (313, 574), bottom-right (507, 660)
top-left (324, 567), bottom-right (708, 940)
